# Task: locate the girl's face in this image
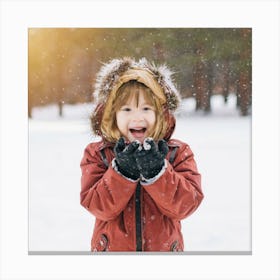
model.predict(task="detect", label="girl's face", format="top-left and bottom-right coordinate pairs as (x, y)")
top-left (116, 89), bottom-right (156, 143)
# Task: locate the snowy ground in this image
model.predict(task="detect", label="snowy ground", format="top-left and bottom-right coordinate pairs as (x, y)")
top-left (28, 94), bottom-right (251, 253)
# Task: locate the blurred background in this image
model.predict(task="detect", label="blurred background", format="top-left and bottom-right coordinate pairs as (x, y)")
top-left (28, 28), bottom-right (251, 253)
top-left (28, 28), bottom-right (251, 118)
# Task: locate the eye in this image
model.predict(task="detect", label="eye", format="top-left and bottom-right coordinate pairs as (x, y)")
top-left (143, 106), bottom-right (153, 111)
top-left (121, 107), bottom-right (131, 112)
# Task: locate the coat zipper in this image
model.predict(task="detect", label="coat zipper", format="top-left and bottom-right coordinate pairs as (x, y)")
top-left (135, 182), bottom-right (142, 251)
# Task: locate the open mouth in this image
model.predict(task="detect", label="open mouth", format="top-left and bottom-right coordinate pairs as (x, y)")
top-left (129, 127), bottom-right (147, 138)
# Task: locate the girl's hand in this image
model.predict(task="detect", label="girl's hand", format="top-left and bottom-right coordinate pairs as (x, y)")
top-left (135, 138), bottom-right (169, 179)
top-left (113, 137), bottom-right (140, 180)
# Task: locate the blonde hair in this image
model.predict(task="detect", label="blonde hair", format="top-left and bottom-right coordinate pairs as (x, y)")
top-left (101, 80), bottom-right (168, 142)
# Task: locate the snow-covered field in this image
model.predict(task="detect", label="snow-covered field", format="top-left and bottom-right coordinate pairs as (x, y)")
top-left (28, 94), bottom-right (251, 253)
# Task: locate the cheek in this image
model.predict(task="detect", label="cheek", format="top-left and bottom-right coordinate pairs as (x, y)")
top-left (116, 112), bottom-right (126, 131)
top-left (148, 112), bottom-right (156, 126)
top-left (116, 112), bottom-right (121, 127)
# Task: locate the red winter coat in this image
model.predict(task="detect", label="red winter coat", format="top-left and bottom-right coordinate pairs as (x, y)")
top-left (80, 139), bottom-right (203, 252)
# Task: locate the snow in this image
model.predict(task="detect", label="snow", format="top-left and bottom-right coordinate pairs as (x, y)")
top-left (29, 94), bottom-right (251, 253)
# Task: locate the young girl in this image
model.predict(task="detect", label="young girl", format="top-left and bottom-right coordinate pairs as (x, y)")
top-left (80, 57), bottom-right (204, 252)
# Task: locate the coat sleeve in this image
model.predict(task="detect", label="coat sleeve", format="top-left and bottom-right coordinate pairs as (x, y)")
top-left (80, 144), bottom-right (138, 221)
top-left (142, 143), bottom-right (203, 220)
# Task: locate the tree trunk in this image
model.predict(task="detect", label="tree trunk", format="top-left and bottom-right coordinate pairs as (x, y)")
top-left (28, 104), bottom-right (32, 118)
top-left (236, 72), bottom-right (251, 116)
top-left (193, 60), bottom-right (212, 113)
top-left (223, 60), bottom-right (230, 104)
top-left (58, 101), bottom-right (63, 117)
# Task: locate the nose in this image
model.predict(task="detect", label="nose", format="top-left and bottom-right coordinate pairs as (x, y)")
top-left (131, 109), bottom-right (144, 122)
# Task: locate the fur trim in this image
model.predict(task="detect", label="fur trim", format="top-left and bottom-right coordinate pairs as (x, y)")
top-left (93, 57), bottom-right (181, 111)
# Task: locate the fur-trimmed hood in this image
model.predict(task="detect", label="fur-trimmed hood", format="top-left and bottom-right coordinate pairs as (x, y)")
top-left (90, 57), bottom-right (181, 140)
